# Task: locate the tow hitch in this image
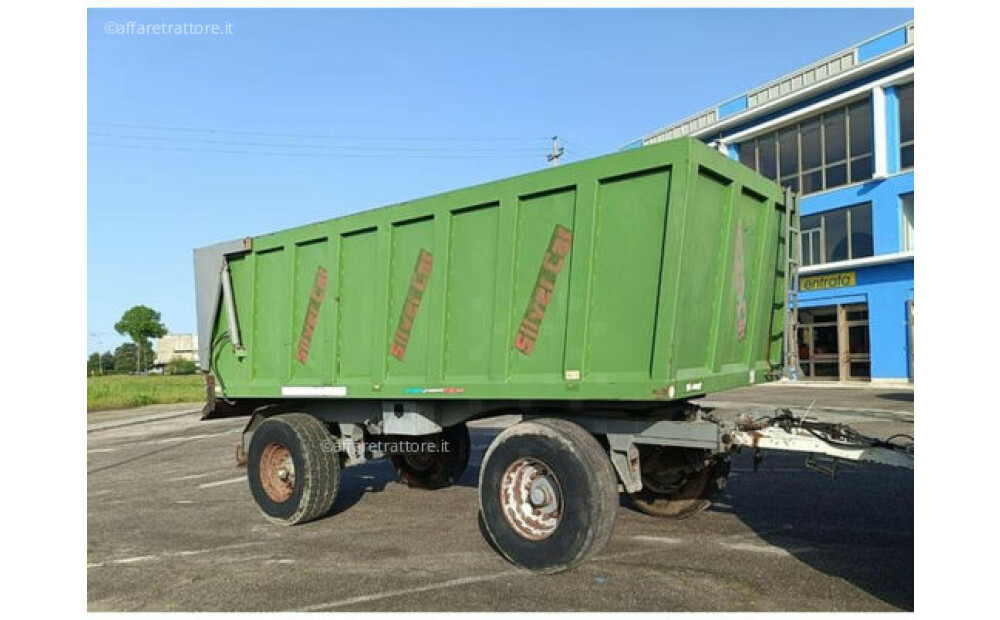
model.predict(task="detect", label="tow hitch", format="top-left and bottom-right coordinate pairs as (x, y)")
top-left (727, 409), bottom-right (914, 473)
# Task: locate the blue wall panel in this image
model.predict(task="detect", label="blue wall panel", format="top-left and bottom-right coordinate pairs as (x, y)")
top-left (857, 27), bottom-right (907, 63)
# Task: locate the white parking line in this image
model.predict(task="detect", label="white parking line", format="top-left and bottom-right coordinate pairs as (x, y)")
top-left (291, 548), bottom-right (658, 611)
top-left (632, 535), bottom-right (684, 544)
top-left (88, 543), bottom-right (261, 568)
top-left (294, 571), bottom-right (523, 611)
top-left (198, 476), bottom-right (247, 489)
top-left (720, 542), bottom-right (812, 556)
top-left (88, 448), bottom-right (117, 454)
top-left (169, 472), bottom-right (215, 482)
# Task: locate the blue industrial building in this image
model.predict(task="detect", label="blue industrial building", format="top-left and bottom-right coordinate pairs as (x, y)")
top-left (629, 22), bottom-right (914, 383)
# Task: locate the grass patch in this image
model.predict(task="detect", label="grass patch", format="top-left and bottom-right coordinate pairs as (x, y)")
top-left (87, 374), bottom-right (205, 412)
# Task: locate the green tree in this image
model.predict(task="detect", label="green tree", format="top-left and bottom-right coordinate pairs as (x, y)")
top-left (87, 352), bottom-right (102, 375)
top-left (113, 341), bottom-right (158, 373)
top-left (101, 351), bottom-right (115, 374)
top-left (114, 306), bottom-right (167, 373)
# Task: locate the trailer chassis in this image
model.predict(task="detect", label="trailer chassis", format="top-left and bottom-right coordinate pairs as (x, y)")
top-left (226, 397), bottom-right (912, 572)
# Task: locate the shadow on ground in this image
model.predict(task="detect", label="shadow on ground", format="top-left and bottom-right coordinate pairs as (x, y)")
top-left (322, 426), bottom-right (913, 610)
top-left (877, 392), bottom-right (914, 403)
top-left (717, 451), bottom-right (914, 610)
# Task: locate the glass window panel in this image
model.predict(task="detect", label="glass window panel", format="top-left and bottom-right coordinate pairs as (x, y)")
top-left (824, 209), bottom-right (849, 262)
top-left (899, 83), bottom-right (914, 144)
top-left (824, 110), bottom-right (847, 164)
top-left (783, 176), bottom-right (799, 193)
top-left (849, 362), bottom-right (871, 378)
top-left (801, 119), bottom-right (821, 170)
top-left (738, 140), bottom-right (756, 170)
top-left (850, 203), bottom-right (873, 258)
top-left (779, 128), bottom-right (798, 179)
top-left (802, 232), bottom-right (815, 266)
top-left (848, 325), bottom-right (870, 355)
top-left (802, 170), bottom-right (823, 195)
top-left (849, 99), bottom-right (872, 156)
top-left (850, 156), bottom-right (872, 183)
top-left (902, 193), bottom-right (914, 251)
top-left (812, 325), bottom-right (839, 355)
top-left (901, 144), bottom-right (914, 169)
top-left (825, 163), bottom-right (847, 189)
top-left (846, 306), bottom-right (869, 321)
top-left (814, 363), bottom-right (839, 378)
top-left (758, 134), bottom-right (777, 180)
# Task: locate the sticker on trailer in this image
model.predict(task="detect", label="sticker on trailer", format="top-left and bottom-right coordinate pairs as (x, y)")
top-left (281, 386), bottom-right (348, 397)
top-left (514, 225), bottom-right (573, 356)
top-left (404, 387), bottom-right (466, 395)
top-left (733, 223), bottom-right (748, 342)
top-left (296, 266), bottom-right (329, 364)
top-left (390, 249), bottom-right (433, 361)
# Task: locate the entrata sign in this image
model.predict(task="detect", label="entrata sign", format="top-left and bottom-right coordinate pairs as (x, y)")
top-left (801, 271), bottom-right (856, 292)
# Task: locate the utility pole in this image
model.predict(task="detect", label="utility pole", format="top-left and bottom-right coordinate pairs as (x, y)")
top-left (90, 332), bottom-right (104, 375)
top-left (547, 135), bottom-right (564, 166)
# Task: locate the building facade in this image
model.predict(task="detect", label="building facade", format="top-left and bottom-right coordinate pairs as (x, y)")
top-left (629, 22), bottom-right (914, 383)
top-left (154, 333), bottom-right (200, 368)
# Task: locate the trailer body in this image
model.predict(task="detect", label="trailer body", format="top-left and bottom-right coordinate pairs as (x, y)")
top-left (195, 138), bottom-right (789, 408)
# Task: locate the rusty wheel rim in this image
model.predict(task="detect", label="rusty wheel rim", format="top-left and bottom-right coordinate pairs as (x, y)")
top-left (500, 457), bottom-right (562, 541)
top-left (259, 442), bottom-right (295, 503)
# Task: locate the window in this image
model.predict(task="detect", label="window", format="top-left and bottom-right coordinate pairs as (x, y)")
top-left (898, 83), bottom-right (914, 169)
top-left (901, 193), bottom-right (914, 251)
top-left (800, 203), bottom-right (873, 266)
top-left (737, 98), bottom-right (873, 195)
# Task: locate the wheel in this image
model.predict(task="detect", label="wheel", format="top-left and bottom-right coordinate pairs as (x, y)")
top-left (628, 447), bottom-right (730, 519)
top-left (247, 413), bottom-right (340, 526)
top-left (391, 423), bottom-right (471, 489)
top-left (478, 418), bottom-right (619, 573)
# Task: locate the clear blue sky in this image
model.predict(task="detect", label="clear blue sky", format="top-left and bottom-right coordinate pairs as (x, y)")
top-left (87, 7), bottom-right (913, 354)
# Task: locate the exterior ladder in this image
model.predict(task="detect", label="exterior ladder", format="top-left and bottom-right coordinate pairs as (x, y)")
top-left (782, 187), bottom-right (803, 380)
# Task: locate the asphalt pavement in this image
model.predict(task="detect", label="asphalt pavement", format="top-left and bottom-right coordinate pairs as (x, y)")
top-left (87, 385), bottom-right (913, 611)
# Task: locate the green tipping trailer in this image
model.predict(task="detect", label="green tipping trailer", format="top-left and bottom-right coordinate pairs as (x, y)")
top-left (193, 137), bottom-right (910, 573)
top-left (196, 138), bottom-right (788, 406)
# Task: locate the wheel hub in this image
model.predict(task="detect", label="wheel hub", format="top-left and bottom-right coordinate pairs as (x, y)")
top-left (500, 457), bottom-right (562, 540)
top-left (260, 443), bottom-right (295, 503)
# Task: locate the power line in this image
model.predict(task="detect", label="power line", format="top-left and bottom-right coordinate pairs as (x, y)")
top-left (89, 141), bottom-right (544, 160)
top-left (87, 131), bottom-right (545, 154)
top-left (88, 121), bottom-right (550, 143)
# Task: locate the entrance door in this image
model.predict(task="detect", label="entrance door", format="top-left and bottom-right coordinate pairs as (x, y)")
top-left (798, 303), bottom-right (871, 381)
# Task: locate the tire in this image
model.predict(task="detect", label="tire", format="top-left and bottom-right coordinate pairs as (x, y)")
top-left (247, 413), bottom-right (340, 526)
top-left (479, 418), bottom-right (619, 573)
top-left (391, 423), bottom-right (471, 489)
top-left (629, 449), bottom-right (730, 519)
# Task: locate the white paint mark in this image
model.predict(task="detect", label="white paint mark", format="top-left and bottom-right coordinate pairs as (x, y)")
top-left (169, 472), bottom-right (216, 482)
top-left (149, 430), bottom-right (239, 445)
top-left (113, 555), bottom-right (159, 564)
top-left (294, 571), bottom-right (522, 611)
top-left (88, 448), bottom-right (117, 453)
top-left (720, 542), bottom-right (812, 556)
top-left (632, 535), bottom-right (684, 545)
top-left (175, 500), bottom-right (194, 504)
top-left (165, 543), bottom-right (256, 557)
top-left (291, 548), bottom-right (656, 611)
top-left (266, 559), bottom-right (295, 565)
top-left (87, 563), bottom-right (103, 569)
top-left (198, 476), bottom-right (247, 489)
